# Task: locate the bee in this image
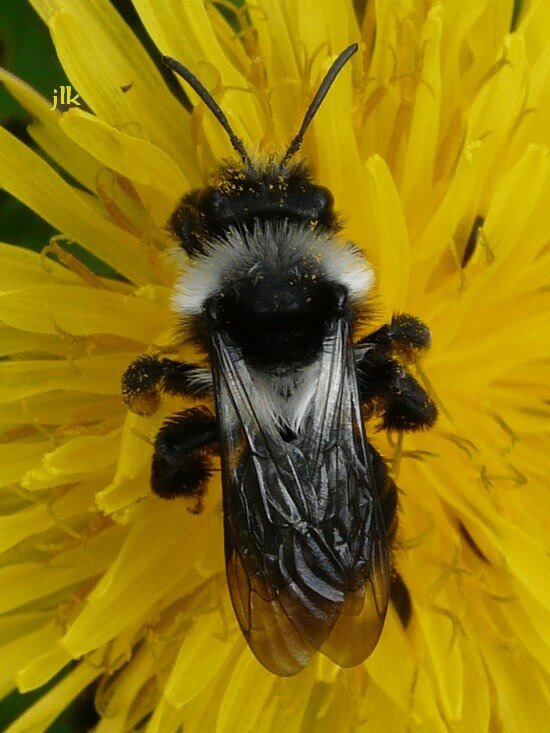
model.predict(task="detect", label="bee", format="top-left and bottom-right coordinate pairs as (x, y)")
top-left (122, 44), bottom-right (437, 676)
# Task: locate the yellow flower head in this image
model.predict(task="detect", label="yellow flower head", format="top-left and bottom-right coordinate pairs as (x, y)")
top-left (1, 1), bottom-right (549, 731)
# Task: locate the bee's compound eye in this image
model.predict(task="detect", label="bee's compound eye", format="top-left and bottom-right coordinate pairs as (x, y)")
top-left (312, 186), bottom-right (334, 213)
top-left (199, 189), bottom-right (226, 216)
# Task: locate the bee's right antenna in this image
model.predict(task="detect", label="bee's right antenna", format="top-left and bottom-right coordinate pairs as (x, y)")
top-left (163, 55), bottom-right (252, 168)
top-left (283, 43), bottom-right (358, 164)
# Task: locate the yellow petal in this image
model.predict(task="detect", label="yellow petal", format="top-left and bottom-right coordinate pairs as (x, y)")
top-left (146, 698), bottom-right (186, 733)
top-left (96, 412), bottom-right (159, 515)
top-left (0, 480), bottom-right (97, 554)
top-left (480, 145), bottom-right (549, 292)
top-left (0, 525), bottom-right (125, 615)
top-left (93, 641), bottom-right (159, 731)
top-left (0, 616), bottom-right (58, 697)
top-left (132, 0), bottom-right (263, 154)
top-left (496, 521), bottom-right (550, 611)
top-left (16, 641), bottom-right (72, 693)
top-left (399, 7), bottom-right (443, 216)
top-left (0, 243), bottom-right (80, 289)
top-left (164, 612), bottom-right (237, 707)
top-left (0, 442), bottom-right (51, 488)
top-left (0, 353), bottom-right (136, 403)
top-left (367, 608), bottom-right (415, 711)
top-left (217, 647), bottom-right (278, 731)
top-left (0, 128), bottom-right (152, 284)
top-left (363, 154), bottom-right (410, 313)
top-left (59, 109), bottom-right (189, 200)
top-left (522, 0), bottom-right (550, 60)
top-left (452, 636), bottom-right (491, 732)
top-left (0, 284), bottom-right (169, 343)
top-left (21, 430), bottom-right (121, 491)
top-left (30, 0), bottom-right (196, 172)
top-left (63, 500), bottom-right (221, 656)
top-left (294, 0), bottom-right (359, 54)
top-left (253, 0), bottom-right (300, 142)
top-left (474, 635), bottom-right (550, 731)
top-left (0, 392), bottom-right (122, 427)
top-left (5, 662), bottom-right (99, 733)
top-left (0, 68), bottom-right (101, 191)
top-left (0, 326), bottom-right (66, 359)
top-left (416, 601), bottom-right (464, 722)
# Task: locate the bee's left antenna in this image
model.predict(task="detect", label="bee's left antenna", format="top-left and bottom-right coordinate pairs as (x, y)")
top-left (163, 55), bottom-right (252, 167)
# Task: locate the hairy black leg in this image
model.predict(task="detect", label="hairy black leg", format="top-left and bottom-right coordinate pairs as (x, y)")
top-left (151, 407), bottom-right (218, 506)
top-left (356, 313), bottom-right (432, 359)
top-left (390, 572), bottom-right (412, 628)
top-left (368, 445), bottom-right (413, 629)
top-left (356, 313), bottom-right (437, 431)
top-left (121, 354), bottom-right (211, 415)
top-left (357, 352), bottom-right (437, 431)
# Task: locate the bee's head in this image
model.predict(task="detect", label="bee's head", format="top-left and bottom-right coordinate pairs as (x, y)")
top-left (169, 162), bottom-right (339, 257)
top-left (164, 45), bottom-right (358, 257)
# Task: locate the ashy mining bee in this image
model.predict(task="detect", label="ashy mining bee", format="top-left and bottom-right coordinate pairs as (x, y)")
top-left (122, 44), bottom-right (437, 676)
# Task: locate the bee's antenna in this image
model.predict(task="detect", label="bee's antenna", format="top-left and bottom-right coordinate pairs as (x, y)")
top-left (283, 43), bottom-right (358, 164)
top-left (163, 55), bottom-right (252, 167)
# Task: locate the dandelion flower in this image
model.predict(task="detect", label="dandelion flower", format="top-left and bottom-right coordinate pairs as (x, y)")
top-left (1, 0), bottom-right (549, 731)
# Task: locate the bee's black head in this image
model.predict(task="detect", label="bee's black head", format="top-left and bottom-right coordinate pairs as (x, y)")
top-left (169, 162), bottom-right (339, 257)
top-left (164, 44), bottom-right (358, 257)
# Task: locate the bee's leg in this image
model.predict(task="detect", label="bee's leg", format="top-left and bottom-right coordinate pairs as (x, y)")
top-left (390, 572), bottom-right (412, 628)
top-left (357, 351), bottom-right (437, 431)
top-left (121, 354), bottom-right (211, 416)
top-left (356, 314), bottom-right (432, 358)
top-left (369, 434), bottom-right (413, 629)
top-left (151, 407), bottom-right (218, 507)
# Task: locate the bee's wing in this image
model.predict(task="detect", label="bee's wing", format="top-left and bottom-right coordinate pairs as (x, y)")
top-left (211, 319), bottom-right (390, 676)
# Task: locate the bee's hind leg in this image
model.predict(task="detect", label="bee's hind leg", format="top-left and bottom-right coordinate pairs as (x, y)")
top-left (368, 442), bottom-right (413, 628)
top-left (151, 407), bottom-right (219, 508)
top-left (390, 572), bottom-right (413, 629)
top-left (357, 352), bottom-right (437, 431)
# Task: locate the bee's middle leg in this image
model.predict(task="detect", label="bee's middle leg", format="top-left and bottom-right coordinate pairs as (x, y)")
top-left (355, 314), bottom-right (432, 358)
top-left (356, 350), bottom-right (437, 431)
top-left (151, 407), bottom-right (218, 506)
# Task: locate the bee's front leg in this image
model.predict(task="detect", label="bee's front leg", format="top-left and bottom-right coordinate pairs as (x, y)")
top-left (121, 354), bottom-right (211, 416)
top-left (151, 407), bottom-right (219, 507)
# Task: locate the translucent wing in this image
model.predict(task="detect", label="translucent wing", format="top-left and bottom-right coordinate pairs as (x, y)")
top-left (210, 318), bottom-right (390, 676)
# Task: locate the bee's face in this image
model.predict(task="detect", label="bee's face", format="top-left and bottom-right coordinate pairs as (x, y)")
top-left (169, 163), bottom-right (339, 257)
top-left (197, 168), bottom-right (336, 234)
